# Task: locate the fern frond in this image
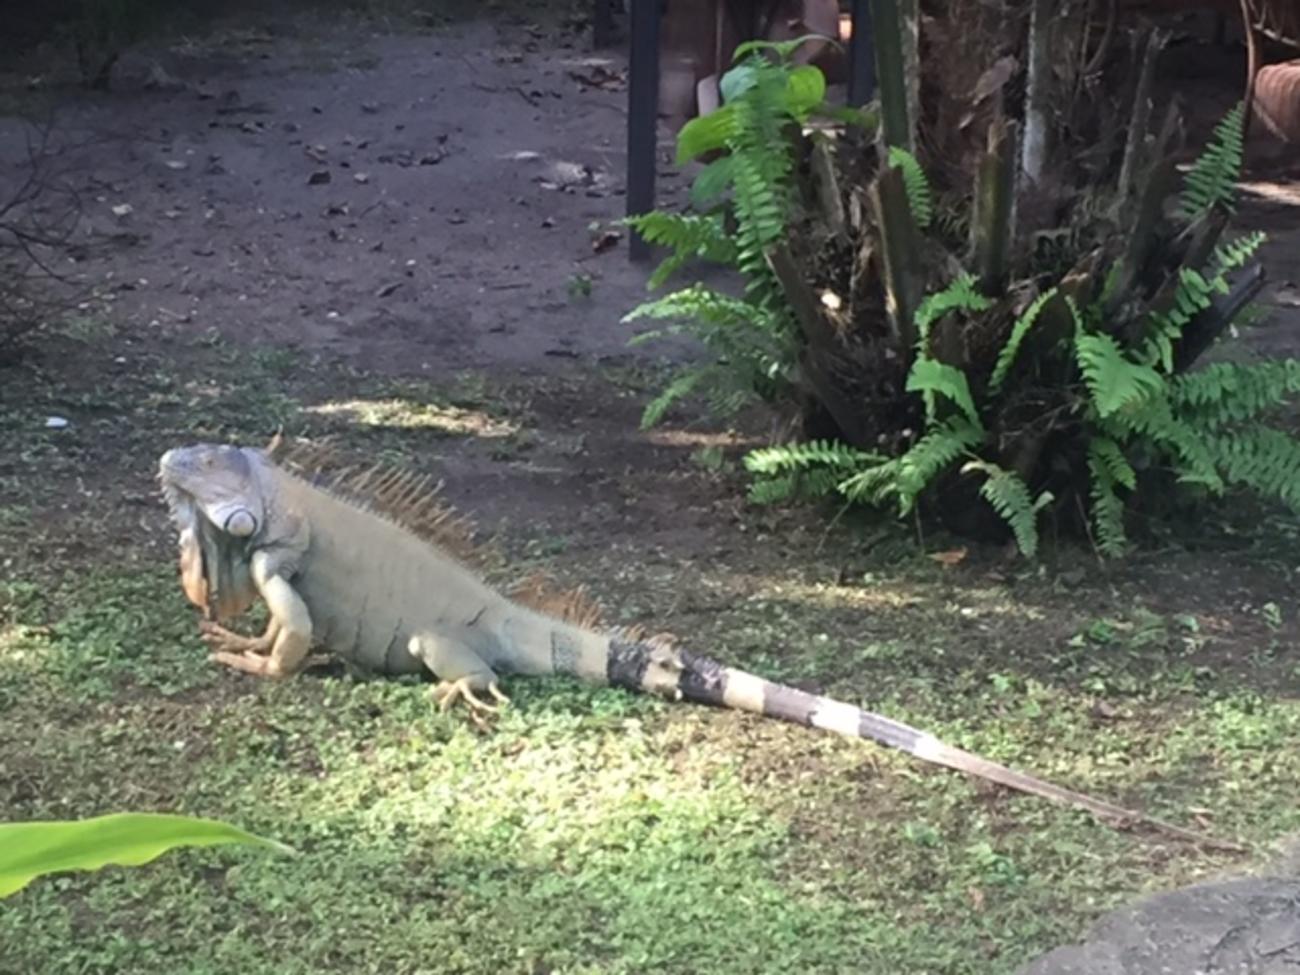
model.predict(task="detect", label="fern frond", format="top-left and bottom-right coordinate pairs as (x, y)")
top-left (989, 288), bottom-right (1058, 395)
top-left (1137, 267), bottom-right (1219, 371)
top-left (1075, 332), bottom-right (1165, 417)
top-left (727, 59), bottom-right (799, 300)
top-left (960, 460), bottom-right (1048, 558)
top-left (888, 145), bottom-right (933, 229)
top-left (1180, 102), bottom-right (1244, 220)
top-left (747, 466), bottom-right (847, 505)
top-left (1170, 359), bottom-right (1300, 425)
top-left (1102, 397), bottom-right (1223, 492)
top-left (1205, 429), bottom-right (1300, 509)
top-left (914, 272), bottom-right (992, 353)
top-left (744, 438), bottom-right (881, 475)
top-left (745, 438), bottom-right (884, 506)
top-left (639, 369), bottom-right (710, 429)
top-left (1212, 230), bottom-right (1266, 275)
top-left (623, 212), bottom-right (738, 290)
top-left (747, 473), bottom-right (802, 504)
top-left (1088, 436), bottom-right (1137, 491)
top-left (623, 284), bottom-right (768, 329)
top-left (1086, 445), bottom-right (1129, 558)
top-left (839, 417), bottom-right (983, 514)
top-left (906, 357), bottom-right (982, 427)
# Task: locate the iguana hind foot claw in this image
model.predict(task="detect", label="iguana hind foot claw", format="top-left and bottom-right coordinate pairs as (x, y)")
top-left (432, 677), bottom-right (509, 719)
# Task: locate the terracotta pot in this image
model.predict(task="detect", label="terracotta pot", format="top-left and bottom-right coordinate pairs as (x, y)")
top-left (1254, 58), bottom-right (1300, 142)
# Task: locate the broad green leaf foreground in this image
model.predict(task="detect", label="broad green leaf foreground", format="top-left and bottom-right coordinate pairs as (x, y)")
top-left (0, 813), bottom-right (295, 898)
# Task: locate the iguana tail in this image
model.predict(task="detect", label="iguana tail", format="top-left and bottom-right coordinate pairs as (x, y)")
top-left (589, 630), bottom-right (1241, 852)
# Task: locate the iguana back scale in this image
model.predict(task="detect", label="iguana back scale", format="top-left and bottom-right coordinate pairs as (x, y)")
top-left (157, 438), bottom-right (1238, 851)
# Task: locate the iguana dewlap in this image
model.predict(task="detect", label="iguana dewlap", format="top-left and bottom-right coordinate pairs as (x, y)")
top-left (157, 439), bottom-right (1235, 849)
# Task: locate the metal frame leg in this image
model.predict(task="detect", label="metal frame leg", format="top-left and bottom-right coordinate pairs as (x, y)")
top-left (626, 0), bottom-right (661, 263)
top-left (848, 0), bottom-right (875, 107)
top-left (594, 0), bottom-right (616, 48)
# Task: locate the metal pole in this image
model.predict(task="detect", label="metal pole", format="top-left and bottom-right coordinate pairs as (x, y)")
top-left (848, 0), bottom-right (876, 107)
top-left (627, 0), bottom-right (661, 263)
top-left (593, 0), bottom-right (615, 48)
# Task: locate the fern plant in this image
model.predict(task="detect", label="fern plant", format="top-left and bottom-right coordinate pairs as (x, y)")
top-left (742, 102), bottom-right (1294, 557)
top-left (624, 5), bottom-right (1292, 561)
top-left (622, 37), bottom-right (865, 430)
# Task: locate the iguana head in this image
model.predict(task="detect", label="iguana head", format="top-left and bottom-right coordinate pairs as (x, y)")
top-left (159, 443), bottom-right (269, 621)
top-left (159, 443), bottom-right (267, 539)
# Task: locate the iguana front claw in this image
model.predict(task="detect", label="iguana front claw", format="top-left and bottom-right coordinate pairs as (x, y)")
top-left (198, 620), bottom-right (272, 656)
top-left (210, 649), bottom-right (281, 677)
top-left (432, 677), bottom-right (511, 720)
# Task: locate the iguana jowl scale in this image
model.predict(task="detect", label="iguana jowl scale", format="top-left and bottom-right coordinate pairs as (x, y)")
top-left (157, 437), bottom-right (1233, 849)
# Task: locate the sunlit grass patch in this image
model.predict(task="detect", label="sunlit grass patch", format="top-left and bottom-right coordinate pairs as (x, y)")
top-left (306, 397), bottom-right (519, 438)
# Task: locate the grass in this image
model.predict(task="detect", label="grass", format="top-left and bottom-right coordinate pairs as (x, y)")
top-left (1, 329), bottom-right (1298, 975)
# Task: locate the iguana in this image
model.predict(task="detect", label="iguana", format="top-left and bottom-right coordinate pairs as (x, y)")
top-left (157, 437), bottom-right (1236, 850)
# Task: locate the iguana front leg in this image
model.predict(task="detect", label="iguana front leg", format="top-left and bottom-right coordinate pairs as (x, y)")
top-left (209, 552), bottom-right (312, 679)
top-left (199, 618), bottom-right (280, 656)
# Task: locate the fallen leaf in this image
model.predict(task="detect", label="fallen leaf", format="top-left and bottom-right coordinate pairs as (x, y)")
top-left (568, 64), bottom-right (626, 91)
top-left (591, 229), bottom-right (621, 254)
top-left (929, 547), bottom-right (968, 567)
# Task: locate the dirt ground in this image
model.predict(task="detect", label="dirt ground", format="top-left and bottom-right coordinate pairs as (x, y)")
top-left (0, 9), bottom-right (706, 376)
top-left (2, 7), bottom-right (1298, 535)
top-left (1, 8), bottom-right (1299, 974)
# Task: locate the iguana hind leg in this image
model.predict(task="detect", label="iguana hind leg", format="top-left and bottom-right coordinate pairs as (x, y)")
top-left (408, 633), bottom-right (510, 720)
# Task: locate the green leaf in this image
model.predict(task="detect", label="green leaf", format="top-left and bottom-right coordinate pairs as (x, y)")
top-left (785, 65), bottom-right (827, 116)
top-left (733, 34), bottom-right (837, 66)
top-left (0, 813), bottom-right (295, 899)
top-left (906, 357), bottom-right (982, 427)
top-left (720, 62), bottom-right (761, 103)
top-left (676, 106), bottom-right (735, 164)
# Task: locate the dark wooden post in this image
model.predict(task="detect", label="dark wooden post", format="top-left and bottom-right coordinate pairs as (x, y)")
top-left (627, 0), bottom-right (662, 263)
